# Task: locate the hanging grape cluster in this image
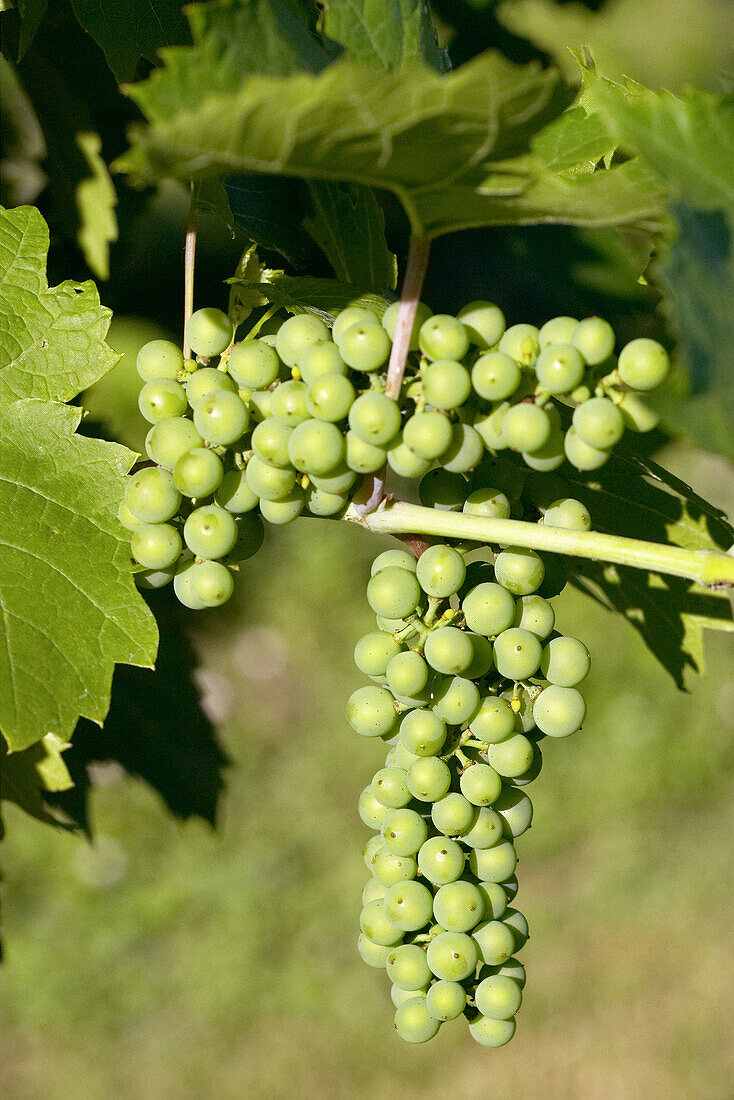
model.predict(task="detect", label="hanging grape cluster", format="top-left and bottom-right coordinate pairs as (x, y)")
top-left (121, 300), bottom-right (669, 608)
top-left (348, 540), bottom-right (590, 1045)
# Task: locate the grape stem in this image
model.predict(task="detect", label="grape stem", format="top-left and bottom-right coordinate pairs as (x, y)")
top-left (385, 235), bottom-right (430, 401)
top-left (345, 500), bottom-right (734, 588)
top-left (182, 185), bottom-right (198, 358)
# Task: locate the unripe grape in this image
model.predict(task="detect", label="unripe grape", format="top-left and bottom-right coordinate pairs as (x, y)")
top-left (298, 340), bottom-right (348, 383)
top-left (564, 426), bottom-right (610, 471)
top-left (498, 323), bottom-right (539, 365)
top-left (185, 307), bottom-right (233, 357)
top-left (305, 372), bottom-right (355, 422)
top-left (271, 379), bottom-right (309, 425)
top-left (136, 339), bottom-right (184, 382)
top-left (394, 997), bottom-right (441, 1043)
top-left (572, 397), bottom-right (624, 449)
top-left (386, 943), bottom-right (432, 991)
top-left (275, 314), bottom-right (330, 367)
top-left (538, 315), bottom-right (578, 347)
top-left (227, 339), bottom-right (280, 388)
top-left (306, 487), bottom-right (348, 516)
top-left (469, 1015), bottom-right (516, 1047)
top-left (367, 566), bottom-right (421, 618)
top-left (542, 497), bottom-right (591, 532)
top-left (572, 316), bottom-right (615, 365)
top-left (494, 548), bottom-right (545, 595)
top-left (618, 337), bottom-right (670, 390)
top-left (441, 423), bottom-right (484, 474)
top-left (426, 931), bottom-right (478, 981)
top-left (463, 487), bottom-right (511, 519)
top-left (138, 379), bottom-right (188, 423)
top-left (340, 322), bottom-right (391, 372)
top-left (502, 403), bottom-right (551, 454)
top-left (348, 392), bottom-right (401, 445)
top-left (416, 544), bottom-right (466, 598)
top-left (346, 686), bottom-right (397, 737)
top-left (245, 455), bottom-right (296, 501)
top-left (386, 434), bottom-right (433, 478)
top-left (173, 447), bottom-right (223, 498)
top-left (215, 469), bottom-right (259, 513)
top-left (511, 595), bottom-right (555, 638)
top-left (125, 466), bottom-right (181, 523)
top-left (183, 504), bottom-right (237, 559)
top-left (287, 419), bottom-right (345, 476)
top-left (332, 306), bottom-right (380, 345)
top-left (475, 975), bottom-right (522, 1020)
top-left (535, 343), bottom-right (585, 394)
top-left (471, 351), bottom-right (521, 401)
top-left (407, 757), bottom-right (452, 802)
top-left (541, 635), bottom-right (590, 686)
top-left (146, 417), bottom-right (204, 470)
top-left (403, 410), bottom-right (452, 460)
top-left (345, 431), bottom-right (387, 473)
top-left (186, 367), bottom-right (237, 408)
top-left (382, 300), bottom-right (433, 351)
top-left (421, 359), bottom-right (471, 410)
top-left (462, 583), bottom-right (515, 637)
top-left (533, 684), bottom-right (586, 737)
top-left (131, 522), bottom-right (182, 570)
top-left (419, 315), bottom-right (470, 361)
top-left (424, 626), bottom-right (474, 675)
top-left (194, 391), bottom-right (249, 446)
top-left (458, 300), bottom-right (505, 348)
top-left (493, 627), bottom-right (542, 679)
top-left (426, 980), bottom-right (466, 1021)
top-left (371, 549), bottom-right (417, 575)
top-left (357, 933), bottom-right (392, 968)
top-left (189, 560), bottom-right (235, 608)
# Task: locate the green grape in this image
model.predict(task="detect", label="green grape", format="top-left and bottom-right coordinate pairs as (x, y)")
top-left (541, 635), bottom-right (590, 686)
top-left (249, 388), bottom-right (272, 422)
top-left (387, 651), bottom-right (430, 697)
top-left (432, 676), bottom-right (480, 725)
top-left (469, 1014), bottom-right (516, 1047)
top-left (464, 633), bottom-right (494, 680)
top-left (418, 469), bottom-right (468, 511)
top-left (469, 696), bottom-right (516, 743)
top-left (227, 513), bottom-right (264, 562)
top-left (339, 322), bottom-right (391, 372)
top-left (463, 487), bottom-right (511, 519)
top-left (391, 984), bottom-right (428, 1008)
top-left (185, 308), bottom-right (233, 357)
top-left (138, 379), bottom-right (188, 424)
top-left (617, 391), bottom-right (660, 433)
top-left (521, 430), bottom-right (565, 472)
top-left (617, 337), bottom-right (669, 389)
top-left (485, 734), bottom-right (534, 778)
top-left (494, 548), bottom-right (545, 596)
top-left (572, 317), bottom-right (615, 365)
top-left (188, 560), bottom-right (234, 608)
top-left (332, 306), bottom-right (380, 346)
top-left (371, 549), bottom-right (417, 575)
top-left (419, 315), bottom-right (470, 361)
top-left (475, 883), bottom-right (508, 923)
top-left (131, 523), bottom-right (182, 570)
top-left (270, 379), bottom-right (309, 425)
top-left (251, 418), bottom-right (293, 468)
top-left (357, 933), bottom-right (393, 969)
top-left (424, 627), bottom-right (473, 675)
top-left (186, 367), bottom-right (237, 408)
top-left (382, 808), bottom-right (429, 856)
top-left (498, 323), bottom-right (539, 366)
top-left (372, 767), bottom-right (411, 810)
top-left (458, 300), bottom-right (505, 349)
top-left (305, 372), bottom-right (355, 422)
top-left (227, 339), bottom-right (280, 388)
top-left (125, 466), bottom-right (181, 523)
top-left (399, 709), bottom-right (446, 756)
top-left (372, 851), bottom-right (418, 888)
top-left (381, 300), bottom-right (433, 352)
top-left (538, 315), bottom-right (578, 347)
top-left (471, 351), bottom-right (521, 402)
top-left (146, 417), bottom-right (204, 470)
top-left (507, 746), bottom-right (543, 787)
top-left (533, 685), bottom-right (586, 737)
top-left (468, 840), bottom-right (517, 883)
top-left (421, 359), bottom-right (471, 410)
top-left (354, 631), bottom-right (404, 677)
top-left (173, 447), bottom-right (224, 498)
top-left (472, 919), bottom-right (516, 966)
top-left (348, 392), bottom-right (401, 446)
top-left (310, 464), bottom-right (357, 494)
top-left (535, 343), bottom-right (585, 394)
top-left (386, 435), bottom-right (433, 478)
top-left (359, 786), bottom-right (389, 829)
top-left (418, 836), bottom-right (465, 885)
top-left (542, 497), bottom-right (591, 532)
top-left (487, 957), bottom-right (525, 987)
top-left (367, 567), bottom-right (421, 618)
top-left (460, 763), bottom-right (502, 807)
top-left (433, 881), bottom-right (485, 933)
top-left (245, 455), bottom-right (296, 501)
top-left (461, 806), bottom-right (504, 850)
top-left (563, 426), bottom-right (610, 471)
top-left (386, 943), bottom-right (433, 990)
top-left (298, 340), bottom-right (348, 383)
top-left (502, 403), bottom-right (551, 454)
top-left (462, 583), bottom-right (515, 637)
top-left (475, 975), bottom-right (522, 1020)
top-left (275, 314), bottom-right (330, 367)
top-left (403, 410), bottom-right (452, 460)
top-left (493, 787), bottom-right (533, 838)
top-left (173, 558), bottom-right (207, 610)
top-left (360, 899), bottom-right (404, 946)
top-left (346, 685), bottom-right (397, 737)
top-left (346, 431), bottom-right (387, 473)
top-left (135, 564), bottom-right (176, 590)
top-left (511, 595), bottom-right (555, 638)
top-left (306, 487), bottom-right (347, 516)
top-left (118, 500), bottom-right (145, 532)
top-left (432, 793), bottom-right (476, 836)
top-left (502, 875), bottom-right (519, 902)
top-left (473, 402), bottom-right (509, 451)
top-left (441, 423), bottom-right (484, 474)
top-left (416, 544), bottom-right (466, 598)
top-left (183, 504), bottom-right (237, 559)
top-left (572, 397), bottom-right (624, 449)
top-left (287, 419), bottom-right (345, 476)
top-left (394, 997), bottom-right (441, 1043)
top-left (503, 907), bottom-right (529, 952)
top-left (425, 980), bottom-right (466, 1021)
top-left (384, 880), bottom-right (434, 931)
top-left (362, 876), bottom-right (387, 904)
top-left (407, 757), bottom-right (452, 802)
top-left (136, 339), bottom-right (184, 382)
top-left (259, 490), bottom-right (305, 525)
top-left (364, 833), bottom-right (383, 871)
top-left (426, 931), bottom-right (478, 981)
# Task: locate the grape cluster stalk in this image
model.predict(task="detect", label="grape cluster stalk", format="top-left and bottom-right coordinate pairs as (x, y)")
top-left (348, 541), bottom-right (590, 1044)
top-left (120, 300), bottom-right (669, 609)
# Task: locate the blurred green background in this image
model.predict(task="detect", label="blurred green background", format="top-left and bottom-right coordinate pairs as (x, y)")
top-left (3, 1), bottom-right (734, 1098)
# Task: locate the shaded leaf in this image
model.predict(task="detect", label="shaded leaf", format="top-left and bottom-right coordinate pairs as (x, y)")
top-left (225, 174), bottom-right (320, 268)
top-left (229, 273), bottom-right (388, 322)
top-left (0, 58), bottom-right (46, 207)
top-left (68, 0), bottom-right (190, 83)
top-left (531, 105), bottom-right (614, 174)
top-left (323, 0), bottom-right (448, 71)
top-left (0, 400), bottom-right (158, 750)
top-left (305, 181), bottom-right (397, 290)
top-left (1, 733), bottom-right (74, 833)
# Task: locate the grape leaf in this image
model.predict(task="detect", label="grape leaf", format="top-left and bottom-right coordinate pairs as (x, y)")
top-left (305, 181), bottom-right (397, 291)
top-left (0, 205), bottom-right (118, 409)
top-left (225, 174), bottom-right (321, 268)
top-left (531, 105), bottom-right (614, 174)
top-left (323, 0), bottom-right (449, 72)
top-left (228, 273), bottom-right (388, 321)
top-left (0, 400), bottom-right (158, 750)
top-left (68, 0), bottom-right (190, 83)
top-left (0, 732), bottom-right (74, 832)
top-left (0, 58), bottom-right (47, 207)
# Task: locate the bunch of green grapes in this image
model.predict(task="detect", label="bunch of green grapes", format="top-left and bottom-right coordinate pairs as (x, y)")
top-left (122, 299), bottom-right (668, 609)
top-left (347, 540), bottom-right (590, 1045)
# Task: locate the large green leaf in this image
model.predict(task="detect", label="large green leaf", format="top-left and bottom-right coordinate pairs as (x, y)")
top-left (228, 273), bottom-right (388, 322)
top-left (0, 400), bottom-right (158, 751)
top-left (305, 181), bottom-right (397, 291)
top-left (68, 0), bottom-right (190, 83)
top-left (0, 205), bottom-right (117, 409)
top-left (323, 0), bottom-right (448, 71)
